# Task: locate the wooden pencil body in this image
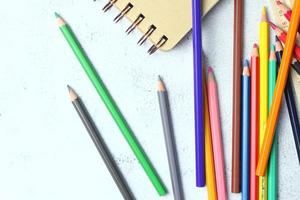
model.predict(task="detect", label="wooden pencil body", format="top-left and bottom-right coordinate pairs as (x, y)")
top-left (232, 0), bottom-right (244, 193)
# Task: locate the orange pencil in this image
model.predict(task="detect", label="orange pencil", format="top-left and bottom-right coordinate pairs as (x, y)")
top-left (256, 0), bottom-right (300, 176)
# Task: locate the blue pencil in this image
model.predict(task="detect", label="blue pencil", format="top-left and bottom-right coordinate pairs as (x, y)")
top-left (241, 60), bottom-right (250, 200)
top-left (192, 0), bottom-right (205, 187)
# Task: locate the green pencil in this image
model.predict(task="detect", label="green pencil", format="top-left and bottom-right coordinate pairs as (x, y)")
top-left (267, 45), bottom-right (277, 200)
top-left (55, 13), bottom-right (167, 196)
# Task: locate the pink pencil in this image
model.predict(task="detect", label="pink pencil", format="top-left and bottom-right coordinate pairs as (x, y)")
top-left (207, 67), bottom-right (227, 200)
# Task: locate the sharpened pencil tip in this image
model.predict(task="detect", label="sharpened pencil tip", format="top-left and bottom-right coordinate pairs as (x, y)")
top-left (207, 66), bottom-right (213, 73)
top-left (54, 12), bottom-right (60, 18)
top-left (253, 43), bottom-right (258, 48)
top-left (262, 6), bottom-right (267, 16)
top-left (276, 0), bottom-right (282, 5)
top-left (275, 36), bottom-right (279, 42)
top-left (157, 76), bottom-right (166, 92)
top-left (243, 65), bottom-right (250, 76)
top-left (261, 7), bottom-right (268, 22)
top-left (67, 85), bottom-right (78, 101)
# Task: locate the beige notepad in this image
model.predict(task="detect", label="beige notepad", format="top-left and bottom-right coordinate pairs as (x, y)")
top-left (105, 0), bottom-right (219, 52)
top-left (270, 0), bottom-right (300, 109)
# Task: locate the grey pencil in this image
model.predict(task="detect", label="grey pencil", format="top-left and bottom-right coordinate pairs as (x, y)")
top-left (68, 86), bottom-right (134, 200)
top-left (157, 77), bottom-right (184, 200)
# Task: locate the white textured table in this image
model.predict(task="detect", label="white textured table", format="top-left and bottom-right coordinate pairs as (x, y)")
top-left (0, 0), bottom-right (299, 199)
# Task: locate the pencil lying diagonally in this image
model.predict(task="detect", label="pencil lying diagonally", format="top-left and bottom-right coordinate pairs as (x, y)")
top-left (269, 22), bottom-right (300, 60)
top-left (257, 0), bottom-right (300, 176)
top-left (157, 77), bottom-right (184, 200)
top-left (55, 13), bottom-right (166, 195)
top-left (275, 38), bottom-right (300, 163)
top-left (68, 86), bottom-right (134, 200)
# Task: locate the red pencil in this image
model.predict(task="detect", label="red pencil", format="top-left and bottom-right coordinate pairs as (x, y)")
top-left (270, 22), bottom-right (300, 60)
top-left (250, 43), bottom-right (259, 200)
top-left (276, 1), bottom-right (300, 33)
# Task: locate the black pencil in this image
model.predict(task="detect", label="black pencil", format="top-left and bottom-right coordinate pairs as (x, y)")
top-left (275, 38), bottom-right (300, 163)
top-left (68, 86), bottom-right (134, 200)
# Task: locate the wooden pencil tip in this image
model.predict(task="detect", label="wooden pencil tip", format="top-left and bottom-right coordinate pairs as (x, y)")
top-left (207, 66), bottom-right (213, 73)
top-left (157, 76), bottom-right (166, 91)
top-left (253, 43), bottom-right (258, 48)
top-left (276, 0), bottom-right (282, 5)
top-left (270, 45), bottom-right (277, 60)
top-left (243, 66), bottom-right (250, 76)
top-left (67, 85), bottom-right (78, 101)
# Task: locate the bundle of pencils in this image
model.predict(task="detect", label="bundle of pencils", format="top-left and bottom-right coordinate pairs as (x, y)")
top-left (234, 2), bottom-right (300, 200)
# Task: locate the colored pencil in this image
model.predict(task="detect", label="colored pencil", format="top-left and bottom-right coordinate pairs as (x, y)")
top-left (232, 0), bottom-right (244, 193)
top-left (204, 69), bottom-right (218, 200)
top-left (269, 22), bottom-right (300, 60)
top-left (268, 22), bottom-right (300, 74)
top-left (267, 45), bottom-right (278, 200)
top-left (275, 38), bottom-right (300, 163)
top-left (56, 13), bottom-right (167, 195)
top-left (257, 0), bottom-right (300, 176)
top-left (241, 61), bottom-right (250, 200)
top-left (276, 0), bottom-right (300, 33)
top-left (67, 86), bottom-right (134, 200)
top-left (192, 0), bottom-right (205, 187)
top-left (157, 77), bottom-right (183, 200)
top-left (259, 7), bottom-right (269, 200)
top-left (250, 44), bottom-right (259, 200)
top-left (207, 67), bottom-right (227, 200)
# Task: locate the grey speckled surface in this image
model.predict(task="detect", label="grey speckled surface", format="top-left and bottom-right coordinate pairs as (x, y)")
top-left (0, 0), bottom-right (299, 199)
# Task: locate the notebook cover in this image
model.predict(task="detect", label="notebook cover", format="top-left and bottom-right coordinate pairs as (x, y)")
top-left (270, 0), bottom-right (300, 111)
top-left (113, 0), bottom-right (219, 51)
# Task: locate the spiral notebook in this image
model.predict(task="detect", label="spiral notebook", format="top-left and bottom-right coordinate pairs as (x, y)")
top-left (270, 0), bottom-right (300, 109)
top-left (101, 0), bottom-right (219, 54)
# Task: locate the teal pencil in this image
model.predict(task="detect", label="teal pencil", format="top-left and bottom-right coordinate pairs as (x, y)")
top-left (55, 13), bottom-right (167, 195)
top-left (267, 45), bottom-right (277, 200)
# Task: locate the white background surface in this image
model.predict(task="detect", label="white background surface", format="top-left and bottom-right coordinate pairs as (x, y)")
top-left (0, 0), bottom-right (299, 199)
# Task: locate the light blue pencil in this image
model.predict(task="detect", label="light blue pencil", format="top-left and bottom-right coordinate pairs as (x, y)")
top-left (241, 60), bottom-right (251, 200)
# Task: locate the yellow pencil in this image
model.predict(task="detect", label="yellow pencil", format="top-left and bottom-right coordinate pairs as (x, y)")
top-left (204, 71), bottom-right (217, 200)
top-left (259, 6), bottom-right (269, 200)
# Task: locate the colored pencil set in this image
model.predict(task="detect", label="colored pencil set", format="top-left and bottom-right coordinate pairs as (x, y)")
top-left (231, 1), bottom-right (300, 200)
top-left (55, 0), bottom-right (300, 199)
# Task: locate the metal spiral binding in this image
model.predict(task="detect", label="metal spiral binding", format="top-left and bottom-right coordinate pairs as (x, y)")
top-left (102, 0), bottom-right (117, 12)
top-left (137, 25), bottom-right (156, 46)
top-left (126, 14), bottom-right (144, 35)
top-left (100, 1), bottom-right (168, 54)
top-left (113, 3), bottom-right (133, 23)
top-left (148, 35), bottom-right (168, 55)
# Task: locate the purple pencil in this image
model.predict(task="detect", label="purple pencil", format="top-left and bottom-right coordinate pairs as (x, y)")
top-left (192, 0), bottom-right (205, 187)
